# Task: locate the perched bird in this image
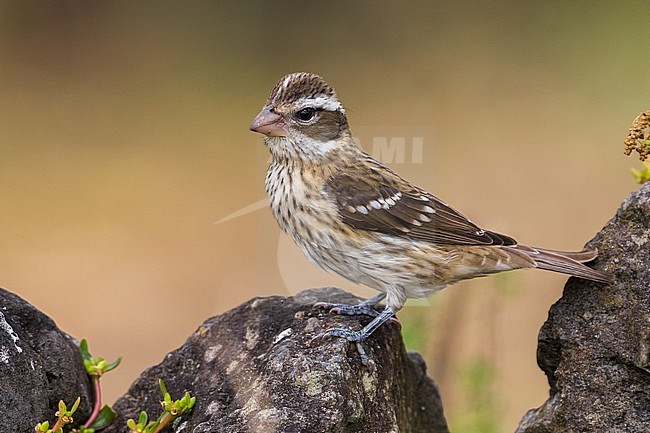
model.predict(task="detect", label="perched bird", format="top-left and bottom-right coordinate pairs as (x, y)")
top-left (250, 72), bottom-right (612, 367)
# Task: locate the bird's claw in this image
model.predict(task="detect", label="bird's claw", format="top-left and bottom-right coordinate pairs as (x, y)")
top-left (387, 316), bottom-right (401, 329)
top-left (314, 301), bottom-right (380, 318)
top-left (313, 302), bottom-right (400, 328)
top-left (313, 327), bottom-right (364, 342)
top-left (311, 327), bottom-right (376, 371)
top-left (311, 301), bottom-right (395, 371)
top-left (314, 301), bottom-right (377, 317)
top-left (355, 342), bottom-right (375, 371)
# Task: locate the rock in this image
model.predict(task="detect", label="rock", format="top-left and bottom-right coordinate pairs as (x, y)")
top-left (104, 287), bottom-right (448, 433)
top-left (517, 183), bottom-right (650, 433)
top-left (0, 288), bottom-right (92, 433)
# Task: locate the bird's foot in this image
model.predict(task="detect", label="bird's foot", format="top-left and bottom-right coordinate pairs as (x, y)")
top-left (311, 306), bottom-right (396, 370)
top-left (314, 301), bottom-right (381, 317)
top-left (311, 328), bottom-right (375, 370)
top-left (314, 302), bottom-right (400, 328)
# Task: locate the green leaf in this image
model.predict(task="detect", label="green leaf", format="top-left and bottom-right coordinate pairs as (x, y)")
top-left (144, 419), bottom-right (162, 433)
top-left (103, 357), bottom-right (122, 373)
top-left (631, 164), bottom-right (650, 184)
top-left (88, 405), bottom-right (116, 430)
top-left (137, 411), bottom-right (148, 425)
top-left (70, 396), bottom-right (81, 414)
top-left (158, 379), bottom-right (168, 397)
top-left (79, 339), bottom-right (91, 361)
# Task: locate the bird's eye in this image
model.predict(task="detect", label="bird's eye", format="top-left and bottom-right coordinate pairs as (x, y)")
top-left (296, 107), bottom-right (316, 122)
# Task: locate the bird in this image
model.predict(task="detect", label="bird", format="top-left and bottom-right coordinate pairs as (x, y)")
top-left (249, 72), bottom-right (612, 367)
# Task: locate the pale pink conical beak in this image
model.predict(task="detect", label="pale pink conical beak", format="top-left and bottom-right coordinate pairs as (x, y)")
top-left (250, 106), bottom-right (287, 137)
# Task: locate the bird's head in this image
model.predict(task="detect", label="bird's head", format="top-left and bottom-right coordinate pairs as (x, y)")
top-left (250, 72), bottom-right (353, 162)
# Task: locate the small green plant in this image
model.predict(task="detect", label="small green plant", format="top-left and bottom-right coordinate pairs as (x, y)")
top-left (631, 161), bottom-right (650, 185)
top-left (35, 342), bottom-right (195, 433)
top-left (34, 340), bottom-right (120, 433)
top-left (35, 398), bottom-right (81, 433)
top-left (78, 339), bottom-right (121, 431)
top-left (126, 379), bottom-right (196, 433)
top-left (624, 110), bottom-right (650, 184)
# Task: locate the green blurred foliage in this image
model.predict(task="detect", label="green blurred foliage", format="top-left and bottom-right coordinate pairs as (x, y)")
top-left (400, 301), bottom-right (437, 354)
top-left (631, 161), bottom-right (650, 184)
top-left (450, 358), bottom-right (501, 433)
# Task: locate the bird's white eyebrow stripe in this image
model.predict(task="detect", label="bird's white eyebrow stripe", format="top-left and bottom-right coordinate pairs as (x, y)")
top-left (297, 96), bottom-right (344, 112)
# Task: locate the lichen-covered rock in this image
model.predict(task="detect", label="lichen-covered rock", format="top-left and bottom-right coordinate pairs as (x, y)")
top-left (105, 287), bottom-right (448, 433)
top-left (517, 183), bottom-right (650, 433)
top-left (0, 288), bottom-right (92, 433)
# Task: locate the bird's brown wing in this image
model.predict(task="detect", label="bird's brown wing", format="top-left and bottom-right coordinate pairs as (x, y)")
top-left (326, 160), bottom-right (516, 246)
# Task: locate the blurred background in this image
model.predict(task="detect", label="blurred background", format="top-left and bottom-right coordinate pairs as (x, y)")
top-left (1, 1), bottom-right (648, 431)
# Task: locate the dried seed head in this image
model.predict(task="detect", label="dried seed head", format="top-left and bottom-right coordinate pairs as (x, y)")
top-left (624, 111), bottom-right (650, 161)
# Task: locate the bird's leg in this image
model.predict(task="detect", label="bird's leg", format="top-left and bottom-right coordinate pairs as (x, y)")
top-left (314, 292), bottom-right (386, 318)
top-left (312, 306), bottom-right (396, 369)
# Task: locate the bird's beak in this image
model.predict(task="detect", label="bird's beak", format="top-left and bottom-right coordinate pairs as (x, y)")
top-left (250, 106), bottom-right (287, 137)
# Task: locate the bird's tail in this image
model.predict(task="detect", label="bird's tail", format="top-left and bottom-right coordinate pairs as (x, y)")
top-left (506, 245), bottom-right (613, 283)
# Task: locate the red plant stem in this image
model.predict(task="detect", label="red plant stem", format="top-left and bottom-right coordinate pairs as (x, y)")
top-left (152, 413), bottom-right (173, 433)
top-left (84, 377), bottom-right (102, 428)
top-left (51, 419), bottom-right (64, 431)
